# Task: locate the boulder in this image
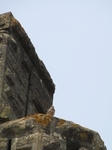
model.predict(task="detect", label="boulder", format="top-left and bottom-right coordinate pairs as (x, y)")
top-left (0, 113), bottom-right (106, 150)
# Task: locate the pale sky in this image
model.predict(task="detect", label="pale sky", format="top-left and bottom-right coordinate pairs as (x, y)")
top-left (0, 1), bottom-right (112, 149)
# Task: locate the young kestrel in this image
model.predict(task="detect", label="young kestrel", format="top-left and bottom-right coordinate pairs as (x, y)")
top-left (46, 106), bottom-right (55, 117)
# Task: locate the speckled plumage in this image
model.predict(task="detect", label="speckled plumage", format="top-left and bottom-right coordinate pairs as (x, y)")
top-left (46, 106), bottom-right (55, 116)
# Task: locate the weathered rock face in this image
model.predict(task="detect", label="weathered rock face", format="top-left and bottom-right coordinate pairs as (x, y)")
top-left (0, 12), bottom-right (106, 150)
top-left (0, 12), bottom-right (55, 122)
top-left (0, 114), bottom-right (106, 150)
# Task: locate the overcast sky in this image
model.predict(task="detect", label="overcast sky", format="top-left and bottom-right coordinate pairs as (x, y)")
top-left (0, 1), bottom-right (112, 149)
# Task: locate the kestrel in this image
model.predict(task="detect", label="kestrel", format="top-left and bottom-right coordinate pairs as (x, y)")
top-left (46, 106), bottom-right (55, 117)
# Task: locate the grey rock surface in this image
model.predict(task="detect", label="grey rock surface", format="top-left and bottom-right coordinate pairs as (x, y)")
top-left (0, 12), bottom-right (55, 122)
top-left (0, 113), bottom-right (106, 150)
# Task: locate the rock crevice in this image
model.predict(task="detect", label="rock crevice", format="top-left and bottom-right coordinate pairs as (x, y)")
top-left (25, 70), bottom-right (32, 116)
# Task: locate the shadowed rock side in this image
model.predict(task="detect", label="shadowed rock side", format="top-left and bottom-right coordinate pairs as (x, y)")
top-left (0, 114), bottom-right (106, 150)
top-left (0, 12), bottom-right (55, 123)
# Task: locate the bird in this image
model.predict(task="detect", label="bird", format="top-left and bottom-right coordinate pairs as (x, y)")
top-left (46, 105), bottom-right (55, 117)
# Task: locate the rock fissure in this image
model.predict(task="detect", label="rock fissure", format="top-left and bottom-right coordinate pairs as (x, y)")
top-left (8, 139), bottom-right (12, 150)
top-left (25, 69), bottom-right (32, 116)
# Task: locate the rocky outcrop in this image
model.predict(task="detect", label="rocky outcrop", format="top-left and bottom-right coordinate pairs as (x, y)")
top-left (0, 114), bottom-right (106, 150)
top-left (0, 12), bottom-right (55, 123)
top-left (0, 12), bottom-right (106, 150)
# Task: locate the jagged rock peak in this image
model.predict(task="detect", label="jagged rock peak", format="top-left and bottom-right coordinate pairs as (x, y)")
top-left (0, 12), bottom-right (55, 123)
